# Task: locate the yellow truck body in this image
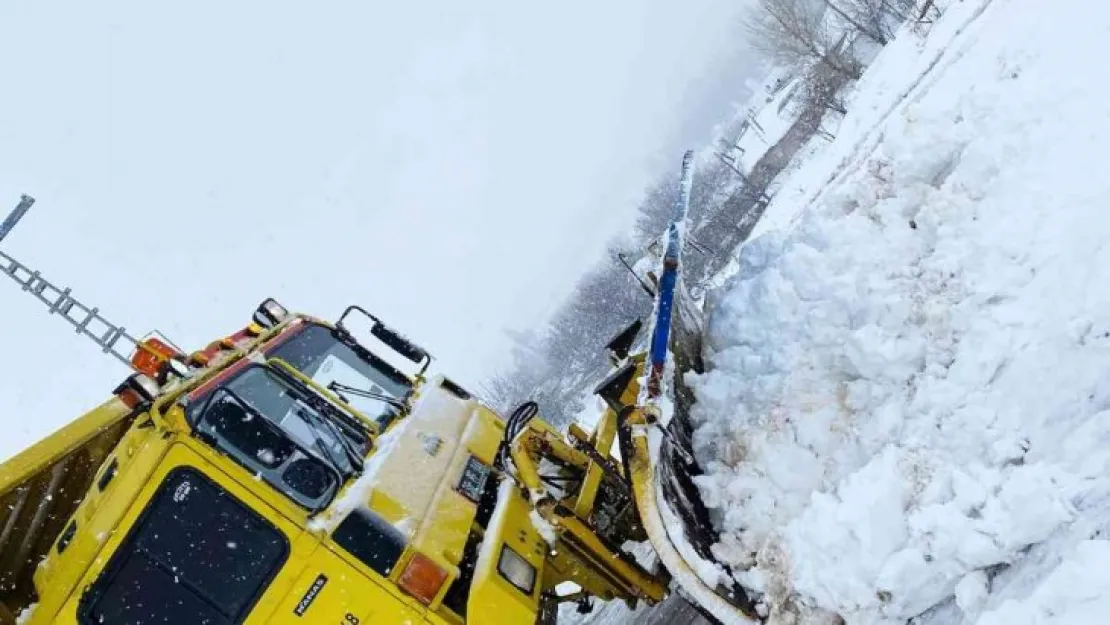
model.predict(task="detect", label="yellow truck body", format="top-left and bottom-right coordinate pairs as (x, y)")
top-left (0, 306), bottom-right (667, 625)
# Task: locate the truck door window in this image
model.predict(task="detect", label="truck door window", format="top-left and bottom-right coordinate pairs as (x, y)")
top-left (79, 467), bottom-right (288, 625)
top-left (189, 366), bottom-right (344, 511)
top-left (205, 391), bottom-right (297, 469)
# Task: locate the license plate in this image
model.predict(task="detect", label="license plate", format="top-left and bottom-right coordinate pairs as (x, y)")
top-left (456, 455), bottom-right (490, 503)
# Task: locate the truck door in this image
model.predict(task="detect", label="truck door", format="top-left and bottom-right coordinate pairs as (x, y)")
top-left (56, 446), bottom-right (429, 625)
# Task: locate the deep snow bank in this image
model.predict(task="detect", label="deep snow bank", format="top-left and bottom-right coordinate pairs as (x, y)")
top-left (689, 0), bottom-right (1110, 622)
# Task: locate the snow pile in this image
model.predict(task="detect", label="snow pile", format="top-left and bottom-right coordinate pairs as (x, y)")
top-left (689, 0), bottom-right (1110, 622)
top-left (748, 0), bottom-right (999, 242)
top-left (975, 540), bottom-right (1110, 625)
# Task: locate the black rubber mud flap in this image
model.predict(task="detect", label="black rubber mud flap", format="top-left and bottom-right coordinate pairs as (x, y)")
top-left (536, 592), bottom-right (558, 625)
top-left (657, 418), bottom-right (757, 620)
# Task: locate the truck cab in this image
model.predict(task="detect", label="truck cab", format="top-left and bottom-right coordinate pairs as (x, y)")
top-left (0, 301), bottom-right (554, 624)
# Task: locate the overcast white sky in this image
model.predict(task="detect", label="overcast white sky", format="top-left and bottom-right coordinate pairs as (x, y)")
top-left (0, 0), bottom-right (759, 458)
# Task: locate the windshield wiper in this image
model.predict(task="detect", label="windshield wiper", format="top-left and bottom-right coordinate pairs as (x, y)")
top-left (291, 401), bottom-right (354, 474)
top-left (327, 381), bottom-right (408, 410)
top-left (295, 401), bottom-right (365, 474)
top-left (262, 365), bottom-right (369, 469)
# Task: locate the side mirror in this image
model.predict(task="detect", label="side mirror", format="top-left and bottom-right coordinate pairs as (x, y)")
top-left (370, 323), bottom-right (428, 366)
top-left (336, 305), bottom-right (432, 374)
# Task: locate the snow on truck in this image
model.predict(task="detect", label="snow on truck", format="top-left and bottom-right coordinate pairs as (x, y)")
top-left (0, 154), bottom-right (756, 625)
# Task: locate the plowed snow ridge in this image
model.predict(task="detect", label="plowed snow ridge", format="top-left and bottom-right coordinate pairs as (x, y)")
top-left (690, 0), bottom-right (1110, 623)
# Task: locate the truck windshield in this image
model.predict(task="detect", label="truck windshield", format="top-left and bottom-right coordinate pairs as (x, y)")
top-left (269, 323), bottom-right (413, 430)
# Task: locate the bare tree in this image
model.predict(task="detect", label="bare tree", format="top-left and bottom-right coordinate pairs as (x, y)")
top-left (743, 0), bottom-right (863, 81)
top-left (824, 0), bottom-right (889, 44)
top-left (634, 175), bottom-right (681, 242)
top-left (884, 0), bottom-right (916, 20)
top-left (795, 62), bottom-right (850, 115)
top-left (479, 328), bottom-right (552, 412)
top-left (916, 0), bottom-right (940, 22)
top-left (835, 0), bottom-right (917, 43)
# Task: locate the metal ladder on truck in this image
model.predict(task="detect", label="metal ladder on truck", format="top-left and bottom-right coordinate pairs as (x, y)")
top-left (0, 195), bottom-right (171, 370)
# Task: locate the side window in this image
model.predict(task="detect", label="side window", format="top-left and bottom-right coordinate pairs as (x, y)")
top-left (331, 507), bottom-right (408, 578)
top-left (79, 467), bottom-right (289, 625)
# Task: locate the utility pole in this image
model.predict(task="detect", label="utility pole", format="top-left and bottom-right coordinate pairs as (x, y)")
top-left (0, 195), bottom-right (35, 244)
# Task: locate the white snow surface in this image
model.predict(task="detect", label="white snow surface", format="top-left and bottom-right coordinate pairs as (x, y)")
top-left (975, 539), bottom-right (1110, 625)
top-left (689, 0), bottom-right (1110, 623)
top-left (712, 68), bottom-right (805, 176)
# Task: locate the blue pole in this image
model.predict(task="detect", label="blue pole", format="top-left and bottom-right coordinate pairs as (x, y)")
top-left (646, 151), bottom-right (695, 398)
top-left (0, 195), bottom-right (35, 244)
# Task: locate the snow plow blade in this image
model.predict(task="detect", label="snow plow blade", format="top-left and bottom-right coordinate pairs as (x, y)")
top-left (626, 424), bottom-right (759, 625)
top-left (598, 348), bottom-right (759, 624)
top-left (605, 150), bottom-right (759, 623)
top-left (0, 398), bottom-right (133, 622)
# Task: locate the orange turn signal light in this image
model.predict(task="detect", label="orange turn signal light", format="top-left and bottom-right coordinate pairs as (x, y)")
top-left (116, 387), bottom-right (143, 410)
top-left (113, 373), bottom-right (161, 409)
top-left (131, 337), bottom-right (179, 378)
top-left (397, 553), bottom-right (448, 606)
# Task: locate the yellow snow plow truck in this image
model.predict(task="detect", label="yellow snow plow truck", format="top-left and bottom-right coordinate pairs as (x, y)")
top-left (0, 156), bottom-right (759, 625)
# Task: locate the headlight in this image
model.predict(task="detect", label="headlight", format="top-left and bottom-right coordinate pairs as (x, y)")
top-left (497, 544), bottom-right (537, 596)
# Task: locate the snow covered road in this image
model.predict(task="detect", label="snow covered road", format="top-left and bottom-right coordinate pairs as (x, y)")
top-left (688, 0), bottom-right (1110, 623)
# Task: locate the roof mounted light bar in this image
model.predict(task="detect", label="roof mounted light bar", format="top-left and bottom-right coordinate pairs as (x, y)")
top-left (252, 298), bottom-right (290, 330)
